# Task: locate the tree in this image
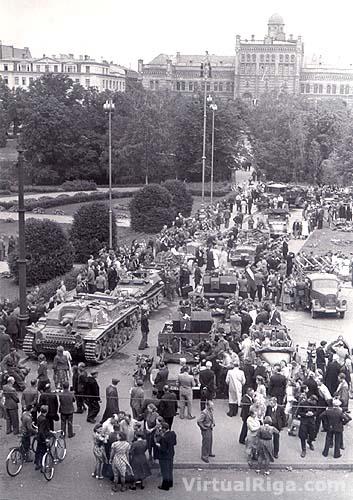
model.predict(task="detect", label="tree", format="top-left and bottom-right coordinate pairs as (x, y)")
top-left (130, 184), bottom-right (174, 233)
top-left (70, 202), bottom-right (117, 262)
top-left (163, 179), bottom-right (193, 217)
top-left (8, 219), bottom-right (74, 285)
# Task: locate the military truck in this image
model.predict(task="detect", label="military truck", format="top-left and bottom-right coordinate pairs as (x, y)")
top-left (265, 208), bottom-right (289, 237)
top-left (112, 270), bottom-right (164, 310)
top-left (305, 273), bottom-right (347, 319)
top-left (23, 294), bottom-right (140, 363)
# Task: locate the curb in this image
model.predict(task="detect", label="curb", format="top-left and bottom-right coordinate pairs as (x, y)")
top-left (167, 462), bottom-right (353, 471)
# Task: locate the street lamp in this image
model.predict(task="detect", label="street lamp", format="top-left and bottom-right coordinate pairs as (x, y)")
top-left (17, 144), bottom-right (28, 345)
top-left (209, 101), bottom-right (217, 206)
top-left (103, 99), bottom-right (115, 250)
top-left (201, 53), bottom-right (212, 202)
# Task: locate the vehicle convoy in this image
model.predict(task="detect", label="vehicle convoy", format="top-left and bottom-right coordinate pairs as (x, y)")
top-left (305, 273), bottom-right (347, 319)
top-left (112, 270), bottom-right (164, 310)
top-left (250, 324), bottom-right (294, 365)
top-left (23, 294), bottom-right (140, 363)
top-left (156, 310), bottom-right (213, 396)
top-left (229, 243), bottom-right (258, 266)
top-left (265, 208), bottom-right (289, 237)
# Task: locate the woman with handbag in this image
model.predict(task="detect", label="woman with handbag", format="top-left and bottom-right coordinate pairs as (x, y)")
top-left (110, 431), bottom-right (134, 492)
top-left (129, 431), bottom-right (151, 490)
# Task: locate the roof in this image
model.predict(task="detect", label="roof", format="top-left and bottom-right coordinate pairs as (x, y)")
top-left (147, 53), bottom-right (235, 66)
top-left (148, 53), bottom-right (171, 65)
top-left (0, 43), bottom-right (32, 59)
top-left (268, 13), bottom-right (284, 25)
top-left (307, 273), bottom-right (339, 281)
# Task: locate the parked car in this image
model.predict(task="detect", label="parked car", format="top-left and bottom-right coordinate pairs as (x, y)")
top-left (305, 273), bottom-right (347, 319)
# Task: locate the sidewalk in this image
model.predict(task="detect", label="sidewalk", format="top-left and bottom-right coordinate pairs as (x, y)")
top-left (0, 210), bottom-right (130, 227)
top-left (171, 399), bottom-right (353, 470)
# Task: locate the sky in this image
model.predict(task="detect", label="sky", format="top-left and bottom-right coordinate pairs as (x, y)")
top-left (1, 0), bottom-right (353, 69)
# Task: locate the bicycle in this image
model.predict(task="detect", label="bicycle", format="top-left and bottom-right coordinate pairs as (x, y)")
top-left (42, 430), bottom-right (66, 481)
top-left (6, 434), bottom-right (36, 477)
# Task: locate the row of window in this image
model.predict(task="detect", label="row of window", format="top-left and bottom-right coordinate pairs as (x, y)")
top-left (175, 81), bottom-right (234, 92)
top-left (301, 83), bottom-right (351, 95)
top-left (239, 64), bottom-right (295, 76)
top-left (3, 63), bottom-right (106, 75)
top-left (241, 53), bottom-right (296, 63)
top-left (102, 79), bottom-right (125, 90)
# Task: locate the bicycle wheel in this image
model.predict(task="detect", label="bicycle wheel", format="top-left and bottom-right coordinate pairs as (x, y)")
top-left (42, 452), bottom-right (55, 481)
top-left (31, 436), bottom-right (38, 453)
top-left (6, 448), bottom-right (24, 477)
top-left (55, 435), bottom-right (66, 462)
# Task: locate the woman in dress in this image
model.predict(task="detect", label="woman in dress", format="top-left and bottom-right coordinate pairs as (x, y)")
top-left (256, 416), bottom-right (279, 475)
top-left (110, 432), bottom-right (134, 492)
top-left (245, 408), bottom-right (261, 466)
top-left (144, 403), bottom-right (160, 462)
top-left (52, 346), bottom-right (69, 390)
top-left (129, 431), bottom-right (151, 490)
top-left (37, 353), bottom-right (50, 392)
top-left (254, 376), bottom-right (267, 423)
top-left (92, 424), bottom-right (108, 480)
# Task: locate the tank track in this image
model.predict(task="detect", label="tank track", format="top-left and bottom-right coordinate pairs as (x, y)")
top-left (23, 331), bottom-right (36, 357)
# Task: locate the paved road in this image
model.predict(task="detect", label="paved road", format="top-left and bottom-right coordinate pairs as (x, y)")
top-left (0, 211), bottom-right (130, 227)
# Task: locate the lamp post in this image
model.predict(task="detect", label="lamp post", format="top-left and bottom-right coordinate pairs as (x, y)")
top-left (201, 53), bottom-right (212, 202)
top-left (209, 101), bottom-right (217, 206)
top-left (103, 99), bottom-right (115, 250)
top-left (17, 145), bottom-right (28, 345)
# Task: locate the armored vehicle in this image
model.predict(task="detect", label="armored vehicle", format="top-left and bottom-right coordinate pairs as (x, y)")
top-left (112, 271), bottom-right (164, 310)
top-left (265, 208), bottom-right (289, 237)
top-left (23, 294), bottom-right (140, 363)
top-left (305, 273), bottom-right (347, 319)
top-left (229, 244), bottom-right (258, 266)
top-left (251, 324), bottom-right (294, 365)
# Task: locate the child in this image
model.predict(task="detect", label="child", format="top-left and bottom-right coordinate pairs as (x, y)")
top-left (92, 424), bottom-right (108, 479)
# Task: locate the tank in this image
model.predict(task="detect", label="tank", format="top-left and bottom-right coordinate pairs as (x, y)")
top-left (112, 270), bottom-right (164, 310)
top-left (23, 293), bottom-right (140, 364)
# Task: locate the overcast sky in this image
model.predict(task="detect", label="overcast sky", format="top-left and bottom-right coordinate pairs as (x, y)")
top-left (1, 0), bottom-right (353, 69)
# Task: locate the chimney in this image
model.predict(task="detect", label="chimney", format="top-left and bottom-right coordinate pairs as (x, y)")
top-left (69, 53), bottom-right (74, 59)
top-left (289, 34), bottom-right (293, 41)
top-left (79, 55), bottom-right (83, 60)
top-left (138, 58), bottom-right (143, 73)
top-left (84, 55), bottom-right (89, 61)
top-left (251, 34), bottom-right (255, 41)
top-left (176, 51), bottom-right (180, 63)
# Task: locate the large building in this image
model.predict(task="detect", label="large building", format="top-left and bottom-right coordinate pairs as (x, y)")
top-left (139, 14), bottom-right (353, 104)
top-left (0, 42), bottom-right (135, 92)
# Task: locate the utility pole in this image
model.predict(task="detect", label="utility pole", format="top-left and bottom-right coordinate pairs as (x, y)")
top-left (201, 52), bottom-right (211, 202)
top-left (17, 146), bottom-right (28, 345)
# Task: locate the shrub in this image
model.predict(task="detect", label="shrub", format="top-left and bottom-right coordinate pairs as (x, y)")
top-left (8, 219), bottom-right (74, 286)
top-left (130, 184), bottom-right (174, 233)
top-left (163, 179), bottom-right (193, 218)
top-left (60, 179), bottom-right (97, 191)
top-left (70, 202), bottom-right (117, 263)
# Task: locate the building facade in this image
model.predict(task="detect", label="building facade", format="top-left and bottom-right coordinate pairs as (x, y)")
top-left (139, 14), bottom-right (353, 104)
top-left (0, 43), bottom-right (130, 92)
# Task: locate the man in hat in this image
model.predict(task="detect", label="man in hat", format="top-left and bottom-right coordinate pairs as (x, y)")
top-left (297, 393), bottom-right (318, 457)
top-left (321, 398), bottom-right (350, 458)
top-left (76, 362), bottom-right (87, 413)
top-left (225, 362), bottom-right (245, 417)
top-left (3, 376), bottom-right (19, 434)
top-left (130, 379), bottom-right (144, 419)
top-left (59, 381), bottom-right (75, 438)
top-left (0, 324), bottom-right (12, 362)
top-left (197, 400), bottom-right (215, 463)
top-left (325, 354), bottom-right (342, 395)
top-left (38, 382), bottom-right (59, 431)
top-left (199, 360), bottom-right (215, 410)
top-left (239, 387), bottom-right (254, 444)
top-left (101, 378), bottom-right (120, 422)
top-left (86, 371), bottom-right (101, 423)
top-left (316, 341), bottom-right (327, 376)
top-left (34, 405), bottom-right (52, 470)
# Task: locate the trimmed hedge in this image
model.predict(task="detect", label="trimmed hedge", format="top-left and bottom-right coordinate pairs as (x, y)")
top-left (163, 180), bottom-right (193, 218)
top-left (35, 266), bottom-right (85, 303)
top-left (130, 184), bottom-right (174, 233)
top-left (0, 189), bottom-right (136, 211)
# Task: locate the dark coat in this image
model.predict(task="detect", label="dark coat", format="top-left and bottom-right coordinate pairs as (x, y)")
top-left (3, 383), bottom-right (19, 409)
top-left (321, 407), bottom-right (348, 433)
top-left (154, 367), bottom-right (169, 391)
top-left (325, 361), bottom-right (341, 395)
top-left (103, 384), bottom-right (119, 415)
top-left (265, 404), bottom-right (286, 431)
top-left (0, 332), bottom-right (12, 360)
top-left (37, 413), bottom-right (52, 442)
top-left (199, 368), bottom-right (215, 394)
top-left (158, 430), bottom-right (177, 460)
top-left (159, 391), bottom-right (178, 418)
top-left (268, 373), bottom-right (287, 399)
top-left (243, 364), bottom-right (256, 389)
top-left (240, 394), bottom-right (253, 421)
top-left (59, 390), bottom-right (75, 414)
top-left (39, 391), bottom-right (58, 417)
top-left (85, 376), bottom-right (100, 399)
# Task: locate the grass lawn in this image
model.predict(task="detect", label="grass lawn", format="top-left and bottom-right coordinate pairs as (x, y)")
top-left (302, 225), bottom-right (353, 255)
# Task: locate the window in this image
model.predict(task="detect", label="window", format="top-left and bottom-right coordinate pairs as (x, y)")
top-left (14, 77), bottom-right (19, 85)
top-left (241, 54), bottom-right (245, 62)
top-left (75, 78), bottom-right (80, 84)
top-left (214, 82), bottom-right (218, 91)
top-left (22, 77), bottom-right (26, 85)
top-left (219, 82), bottom-right (223, 91)
top-left (326, 84), bottom-right (331, 94)
top-left (266, 54), bottom-right (270, 62)
top-left (36, 65), bottom-right (40, 72)
top-left (318, 84), bottom-right (323, 94)
top-left (54, 65), bottom-right (58, 73)
top-left (155, 80), bottom-right (159, 90)
top-left (85, 66), bottom-right (90, 73)
top-left (109, 80), bottom-right (112, 89)
top-left (176, 81), bottom-right (180, 91)
top-left (206, 82), bottom-right (210, 91)
top-left (246, 54), bottom-right (250, 62)
top-left (332, 84), bottom-right (336, 94)
top-left (306, 83), bottom-right (310, 93)
top-left (45, 65), bottom-right (49, 72)
top-left (291, 55), bottom-right (295, 62)
top-left (345, 85), bottom-right (350, 94)
top-left (285, 54), bottom-right (289, 62)
top-left (313, 84), bottom-right (318, 93)
top-left (271, 54), bottom-right (275, 62)
top-left (85, 78), bottom-right (90, 88)
top-left (279, 54), bottom-right (283, 62)
top-left (188, 82), bottom-right (193, 91)
top-left (300, 84), bottom-right (305, 93)
top-left (226, 82), bottom-right (231, 91)
top-left (340, 85), bottom-right (345, 94)
top-left (181, 81), bottom-right (185, 91)
top-left (4, 77), bottom-right (8, 84)
top-left (4, 64), bottom-right (8, 71)
top-left (252, 54), bottom-right (256, 62)
top-left (260, 54), bottom-right (264, 62)
top-left (150, 80), bottom-right (154, 89)
top-left (29, 77), bottom-right (33, 84)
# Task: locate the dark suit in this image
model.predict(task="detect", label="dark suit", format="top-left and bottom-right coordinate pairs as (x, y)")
top-left (85, 376), bottom-right (100, 422)
top-left (159, 391), bottom-right (178, 429)
top-left (325, 361), bottom-right (341, 396)
top-left (59, 389), bottom-right (75, 438)
top-left (321, 407), bottom-right (348, 458)
top-left (199, 368), bottom-right (215, 410)
top-left (316, 347), bottom-right (327, 374)
top-left (158, 430), bottom-right (177, 490)
top-left (268, 373), bottom-right (287, 405)
top-left (3, 383), bottom-right (19, 434)
top-left (154, 367), bottom-right (169, 398)
top-left (39, 390), bottom-right (58, 430)
top-left (35, 413), bottom-right (52, 467)
top-left (265, 404), bottom-right (286, 457)
top-left (239, 394), bottom-right (253, 444)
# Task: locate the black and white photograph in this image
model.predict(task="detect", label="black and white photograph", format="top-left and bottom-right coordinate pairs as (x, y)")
top-left (1, 0), bottom-right (353, 498)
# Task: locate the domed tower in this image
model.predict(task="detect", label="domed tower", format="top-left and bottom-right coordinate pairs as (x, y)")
top-left (268, 13), bottom-right (286, 41)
